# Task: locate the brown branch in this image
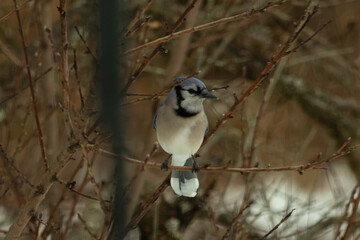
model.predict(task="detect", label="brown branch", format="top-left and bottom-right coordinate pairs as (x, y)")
top-left (0, 0), bottom-right (32, 24)
top-left (336, 184), bottom-right (360, 240)
top-left (124, 0), bottom-right (287, 56)
top-left (61, 156), bottom-right (92, 239)
top-left (122, 0), bottom-right (154, 38)
top-left (201, 1), bottom-right (319, 147)
top-left (13, 0), bottom-right (48, 169)
top-left (81, 144), bottom-right (109, 213)
top-left (46, 27), bottom-right (75, 136)
top-left (121, 71), bottom-right (199, 106)
top-left (261, 209), bottom-right (295, 239)
top-left (58, 0), bottom-right (71, 107)
top-left (92, 143), bottom-right (360, 174)
top-left (208, 207), bottom-right (221, 240)
top-left (125, 84), bottom-right (228, 97)
top-left (123, 173), bottom-right (171, 237)
top-left (56, 177), bottom-right (111, 203)
top-left (122, 143), bottom-right (158, 198)
top-left (0, 38), bottom-right (22, 66)
top-left (124, 16), bottom-right (151, 38)
top-left (78, 213), bottom-right (98, 239)
top-left (222, 201), bottom-right (253, 239)
top-left (0, 67), bottom-right (53, 105)
top-left (0, 144), bottom-right (34, 188)
top-left (5, 150), bottom-right (76, 239)
top-left (72, 49), bottom-right (85, 108)
top-left (285, 20), bottom-right (331, 55)
top-left (189, 18), bottom-right (257, 50)
top-left (121, 0), bottom-right (200, 93)
top-left (245, 77), bottom-right (271, 168)
top-left (336, 137), bottom-right (352, 154)
top-left (74, 26), bottom-right (97, 62)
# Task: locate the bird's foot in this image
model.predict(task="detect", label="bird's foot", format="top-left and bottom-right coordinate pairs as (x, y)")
top-left (161, 161), bottom-right (169, 171)
top-left (191, 155), bottom-right (200, 173)
top-left (161, 154), bottom-right (172, 172)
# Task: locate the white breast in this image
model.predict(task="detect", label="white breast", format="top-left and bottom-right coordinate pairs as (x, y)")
top-left (156, 105), bottom-right (207, 157)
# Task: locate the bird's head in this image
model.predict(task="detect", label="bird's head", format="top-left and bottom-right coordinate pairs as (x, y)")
top-left (170, 77), bottom-right (216, 116)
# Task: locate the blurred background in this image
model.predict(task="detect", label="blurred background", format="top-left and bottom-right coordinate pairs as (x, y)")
top-left (0, 0), bottom-right (359, 239)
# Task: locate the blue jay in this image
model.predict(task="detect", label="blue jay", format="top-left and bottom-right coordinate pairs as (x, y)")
top-left (153, 77), bottom-right (216, 197)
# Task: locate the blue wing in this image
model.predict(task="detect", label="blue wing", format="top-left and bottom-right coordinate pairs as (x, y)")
top-left (204, 124), bottom-right (209, 139)
top-left (153, 108), bottom-right (158, 130)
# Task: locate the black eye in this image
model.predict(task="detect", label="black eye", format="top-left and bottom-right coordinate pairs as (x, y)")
top-left (187, 89), bottom-right (196, 94)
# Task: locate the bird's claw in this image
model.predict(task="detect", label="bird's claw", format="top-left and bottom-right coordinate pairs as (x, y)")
top-left (161, 161), bottom-right (169, 172)
top-left (192, 161), bottom-right (200, 173)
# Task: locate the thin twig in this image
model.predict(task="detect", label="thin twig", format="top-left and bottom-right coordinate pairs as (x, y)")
top-left (261, 209), bottom-right (295, 239)
top-left (123, 174), bottom-right (171, 237)
top-left (125, 84), bottom-right (228, 97)
top-left (122, 0), bottom-right (154, 38)
top-left (0, 145), bottom-right (34, 188)
top-left (121, 0), bottom-right (200, 93)
top-left (78, 214), bottom-right (98, 239)
top-left (336, 184), bottom-right (360, 240)
top-left (246, 77), bottom-right (271, 168)
top-left (201, 1), bottom-right (320, 148)
top-left (121, 71), bottom-right (199, 106)
top-left (208, 207), bottom-right (221, 240)
top-left (0, 0), bottom-right (32, 24)
top-left (285, 20), bottom-right (331, 55)
top-left (0, 67), bottom-right (52, 105)
top-left (56, 177), bottom-right (111, 203)
top-left (335, 137), bottom-right (352, 154)
top-left (91, 143), bottom-right (360, 174)
top-left (60, 155), bottom-right (92, 239)
top-left (74, 26), bottom-right (98, 62)
top-left (46, 27), bottom-right (75, 136)
top-left (0, 38), bottom-right (22, 66)
top-left (81, 144), bottom-right (109, 213)
top-left (122, 143), bottom-right (158, 198)
top-left (222, 201), bottom-right (253, 239)
top-left (13, 0), bottom-right (48, 169)
top-left (124, 0), bottom-right (287, 56)
top-left (58, 0), bottom-right (71, 107)
top-left (72, 49), bottom-right (85, 108)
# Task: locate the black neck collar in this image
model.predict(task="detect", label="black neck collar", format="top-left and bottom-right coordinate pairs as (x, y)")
top-left (174, 86), bottom-right (199, 118)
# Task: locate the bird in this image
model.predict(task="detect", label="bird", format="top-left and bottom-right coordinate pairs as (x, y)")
top-left (153, 77), bottom-right (216, 197)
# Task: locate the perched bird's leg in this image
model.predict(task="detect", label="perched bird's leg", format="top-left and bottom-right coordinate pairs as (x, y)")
top-left (161, 154), bottom-right (172, 171)
top-left (191, 155), bottom-right (200, 173)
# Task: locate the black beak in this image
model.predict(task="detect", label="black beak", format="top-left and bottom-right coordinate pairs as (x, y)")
top-left (201, 90), bottom-right (217, 99)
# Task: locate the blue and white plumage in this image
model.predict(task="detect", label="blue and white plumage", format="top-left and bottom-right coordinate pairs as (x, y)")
top-left (153, 77), bottom-right (216, 197)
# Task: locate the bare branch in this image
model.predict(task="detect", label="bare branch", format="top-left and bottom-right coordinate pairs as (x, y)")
top-left (81, 144), bottom-right (109, 213)
top-left (124, 0), bottom-right (287, 56)
top-left (121, 0), bottom-right (200, 93)
top-left (202, 1), bottom-right (320, 147)
top-left (222, 201), bottom-right (253, 239)
top-left (74, 26), bottom-right (98, 62)
top-left (123, 174), bottom-right (171, 237)
top-left (12, 0), bottom-right (48, 169)
top-left (122, 0), bottom-right (154, 38)
top-left (0, 0), bottom-right (32, 24)
top-left (78, 213), bottom-right (99, 240)
top-left (92, 143), bottom-right (360, 174)
top-left (261, 209), bottom-right (295, 239)
top-left (120, 71), bottom-right (199, 106)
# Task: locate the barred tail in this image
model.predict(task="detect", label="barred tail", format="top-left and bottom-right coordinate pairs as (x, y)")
top-left (171, 156), bottom-right (199, 197)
